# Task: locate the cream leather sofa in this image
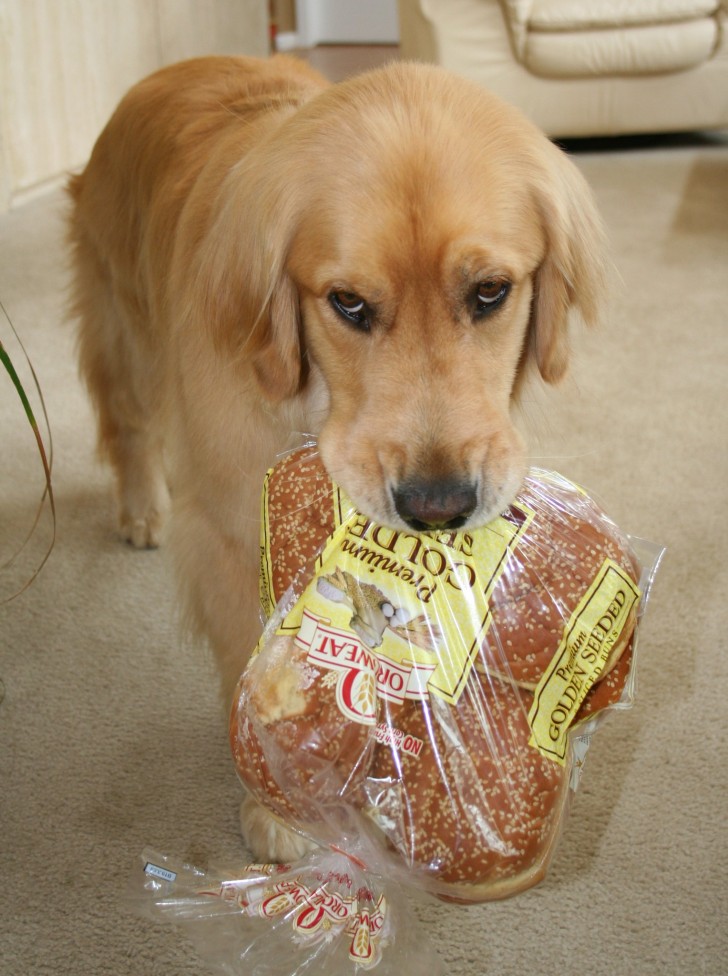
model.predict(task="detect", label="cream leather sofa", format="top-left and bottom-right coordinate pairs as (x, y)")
top-left (398, 0), bottom-right (728, 137)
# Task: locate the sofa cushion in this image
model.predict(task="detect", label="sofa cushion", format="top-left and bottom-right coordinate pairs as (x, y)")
top-left (500, 0), bottom-right (722, 77)
top-left (524, 0), bottom-right (719, 31)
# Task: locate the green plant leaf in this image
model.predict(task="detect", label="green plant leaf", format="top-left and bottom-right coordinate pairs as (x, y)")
top-left (1, 305), bottom-right (56, 602)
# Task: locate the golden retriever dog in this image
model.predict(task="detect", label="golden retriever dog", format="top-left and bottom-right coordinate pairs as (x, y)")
top-left (68, 55), bottom-right (605, 860)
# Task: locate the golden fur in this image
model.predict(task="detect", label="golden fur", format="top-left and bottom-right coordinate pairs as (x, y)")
top-left (68, 55), bottom-right (605, 858)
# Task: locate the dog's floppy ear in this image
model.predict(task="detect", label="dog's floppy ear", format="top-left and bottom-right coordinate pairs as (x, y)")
top-left (186, 161), bottom-right (306, 404)
top-left (527, 147), bottom-right (608, 384)
top-left (247, 276), bottom-right (303, 400)
top-left (243, 269), bottom-right (304, 402)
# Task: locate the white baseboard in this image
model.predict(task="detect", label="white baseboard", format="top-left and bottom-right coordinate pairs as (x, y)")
top-left (274, 32), bottom-right (301, 52)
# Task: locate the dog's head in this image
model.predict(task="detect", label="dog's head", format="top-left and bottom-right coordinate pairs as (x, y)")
top-left (203, 63), bottom-right (606, 531)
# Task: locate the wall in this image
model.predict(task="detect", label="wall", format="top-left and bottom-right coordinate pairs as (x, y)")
top-left (0, 0), bottom-right (269, 212)
top-left (271, 0), bottom-right (295, 34)
top-left (294, 0), bottom-right (399, 46)
top-left (274, 0), bottom-right (400, 50)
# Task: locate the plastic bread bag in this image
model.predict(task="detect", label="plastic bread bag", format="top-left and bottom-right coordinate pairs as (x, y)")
top-left (135, 842), bottom-right (442, 976)
top-left (133, 444), bottom-right (662, 975)
top-left (230, 445), bottom-right (664, 904)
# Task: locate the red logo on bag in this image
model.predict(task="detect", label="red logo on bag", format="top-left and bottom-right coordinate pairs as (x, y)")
top-left (296, 610), bottom-right (438, 724)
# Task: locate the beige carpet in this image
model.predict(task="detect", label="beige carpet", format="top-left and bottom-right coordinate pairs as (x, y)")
top-left (2, 118), bottom-right (727, 973)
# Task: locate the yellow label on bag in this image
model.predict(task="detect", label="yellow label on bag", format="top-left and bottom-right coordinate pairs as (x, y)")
top-left (528, 559), bottom-right (641, 765)
top-left (258, 467), bottom-right (352, 621)
top-left (276, 487), bottom-right (533, 709)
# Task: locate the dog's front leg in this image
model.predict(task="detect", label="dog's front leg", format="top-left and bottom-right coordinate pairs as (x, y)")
top-left (169, 490), bottom-right (264, 704)
top-left (169, 489), bottom-right (318, 863)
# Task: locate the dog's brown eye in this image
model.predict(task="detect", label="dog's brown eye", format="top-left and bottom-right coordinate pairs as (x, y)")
top-left (474, 279), bottom-right (510, 317)
top-left (329, 291), bottom-right (370, 330)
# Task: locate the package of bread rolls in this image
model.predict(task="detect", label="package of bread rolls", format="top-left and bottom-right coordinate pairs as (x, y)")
top-left (230, 445), bottom-right (663, 908)
top-left (135, 444), bottom-right (661, 974)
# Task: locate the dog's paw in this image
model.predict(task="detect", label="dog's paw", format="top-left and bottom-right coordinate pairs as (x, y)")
top-left (119, 507), bottom-right (167, 549)
top-left (118, 475), bottom-right (170, 549)
top-left (239, 795), bottom-right (318, 863)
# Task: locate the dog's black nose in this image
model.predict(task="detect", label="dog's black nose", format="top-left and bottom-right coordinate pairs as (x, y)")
top-left (393, 478), bottom-right (478, 531)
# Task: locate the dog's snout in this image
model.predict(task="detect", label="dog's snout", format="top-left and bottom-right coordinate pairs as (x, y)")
top-left (393, 477), bottom-right (477, 531)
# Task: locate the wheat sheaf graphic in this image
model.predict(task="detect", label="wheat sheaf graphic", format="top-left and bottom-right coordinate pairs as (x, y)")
top-left (316, 567), bottom-right (442, 652)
